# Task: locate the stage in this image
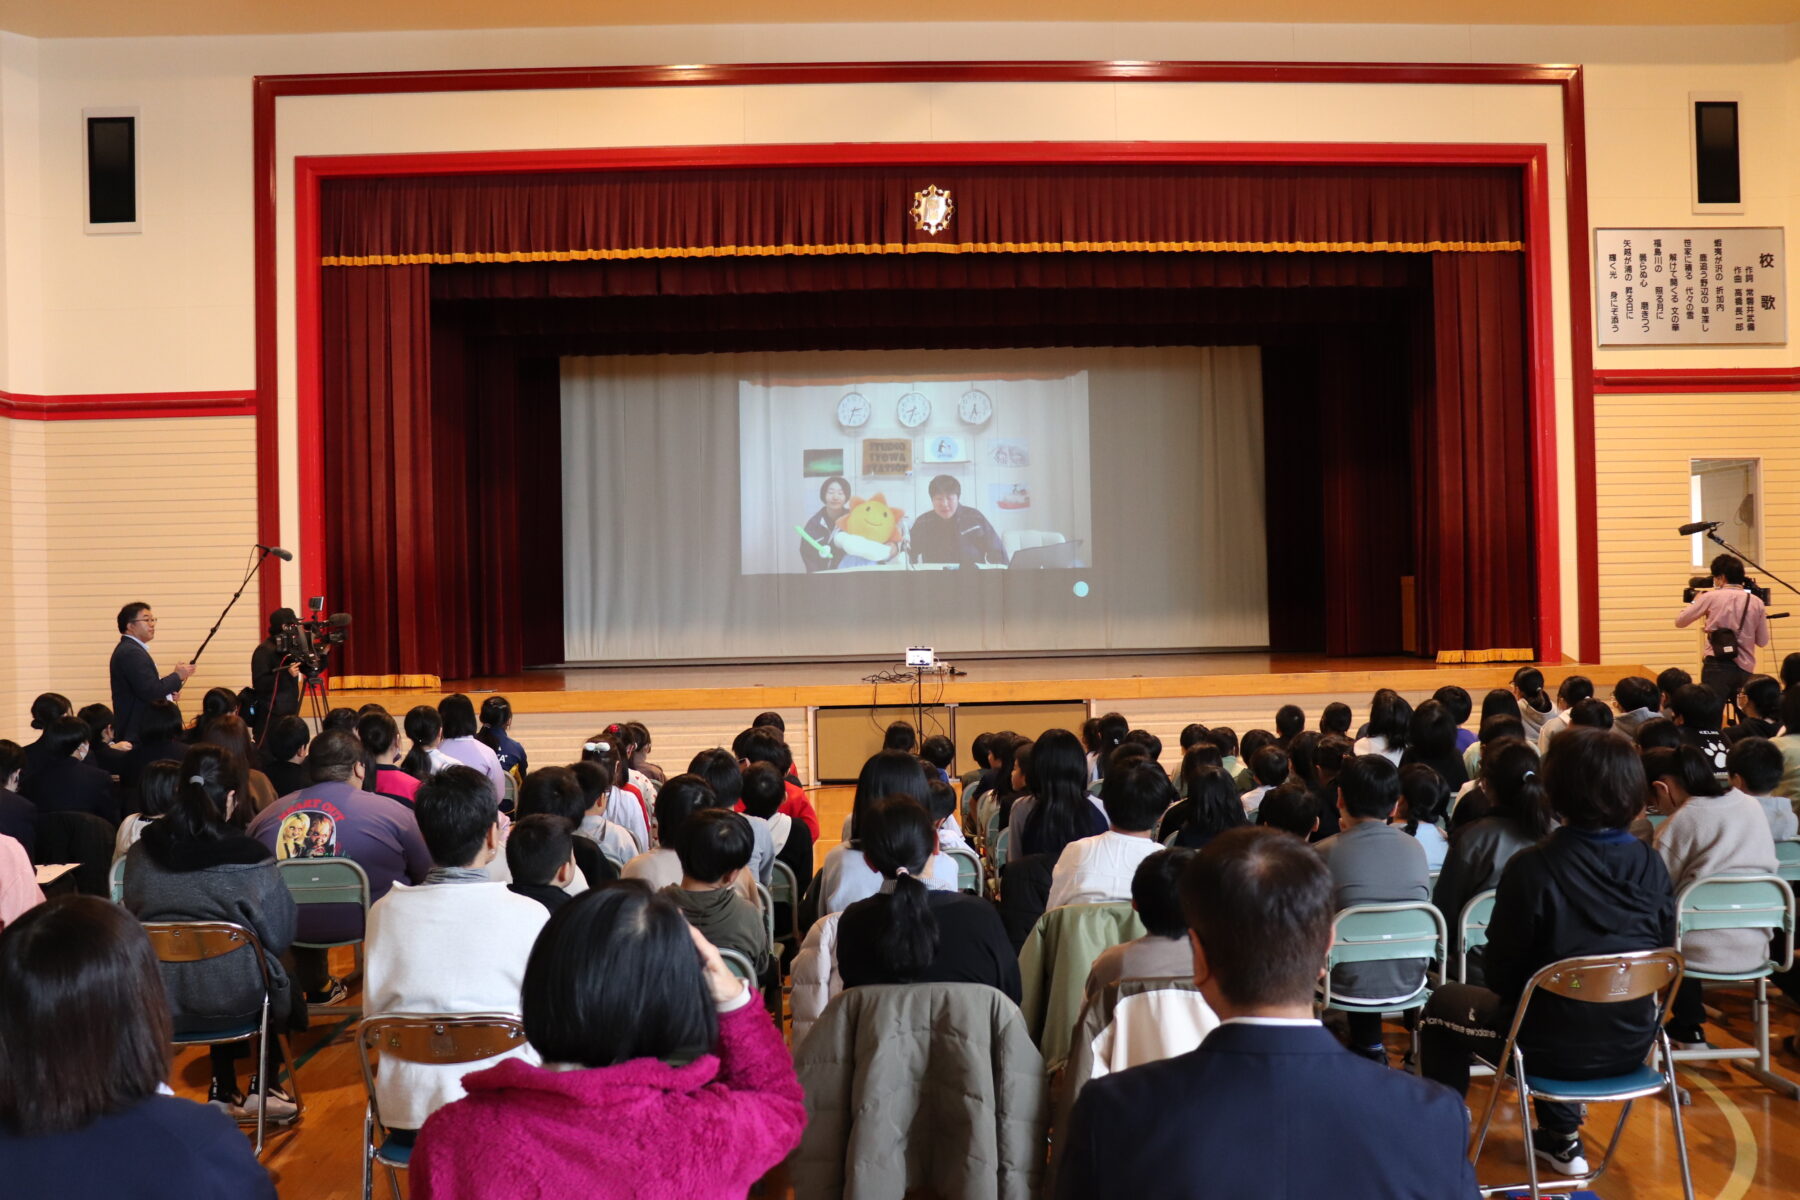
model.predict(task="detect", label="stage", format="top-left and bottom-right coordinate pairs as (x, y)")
top-left (332, 653), bottom-right (1651, 784)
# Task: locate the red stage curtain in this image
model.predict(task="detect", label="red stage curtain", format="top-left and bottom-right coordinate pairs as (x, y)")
top-left (322, 265), bottom-right (443, 684)
top-left (321, 165), bottom-right (1524, 264)
top-left (1415, 252), bottom-right (1535, 659)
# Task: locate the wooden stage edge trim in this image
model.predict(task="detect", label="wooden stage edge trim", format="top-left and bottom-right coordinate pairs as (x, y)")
top-left (330, 661), bottom-right (1652, 715)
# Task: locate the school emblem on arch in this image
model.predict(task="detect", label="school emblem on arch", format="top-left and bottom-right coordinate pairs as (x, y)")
top-left (910, 185), bottom-right (954, 234)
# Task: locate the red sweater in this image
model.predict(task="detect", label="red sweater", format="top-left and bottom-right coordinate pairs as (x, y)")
top-left (780, 782), bottom-right (820, 840)
top-left (409, 1000), bottom-right (805, 1200)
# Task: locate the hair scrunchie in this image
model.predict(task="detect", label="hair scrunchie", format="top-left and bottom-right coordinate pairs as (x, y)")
top-left (188, 775), bottom-right (206, 785)
top-left (894, 866), bottom-right (911, 878)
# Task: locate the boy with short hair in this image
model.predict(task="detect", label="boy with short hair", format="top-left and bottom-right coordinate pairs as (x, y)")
top-left (1611, 675), bottom-right (1661, 739)
top-left (1240, 746), bottom-right (1290, 817)
top-left (920, 734), bottom-right (955, 784)
top-left (1728, 736), bottom-right (1798, 841)
top-left (1205, 726), bottom-right (1240, 779)
top-left (1257, 780), bottom-right (1318, 839)
top-left (1670, 683), bottom-right (1730, 773)
top-left (925, 778), bottom-right (970, 854)
top-left (504, 813), bottom-right (576, 914)
top-left (1726, 674), bottom-right (1783, 744)
top-left (1315, 755), bottom-right (1430, 1063)
top-left (1048, 762), bottom-right (1174, 909)
top-left (661, 808), bottom-right (770, 978)
top-left (1319, 703), bottom-right (1353, 738)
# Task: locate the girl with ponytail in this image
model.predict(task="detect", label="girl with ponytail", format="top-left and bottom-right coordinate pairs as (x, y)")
top-left (401, 706), bottom-right (449, 780)
top-left (477, 696), bottom-right (527, 779)
top-left (1510, 666), bottom-right (1555, 739)
top-left (834, 796), bottom-right (1020, 1002)
top-left (124, 745), bottom-right (301, 1119)
top-left (1431, 737), bottom-right (1551, 987)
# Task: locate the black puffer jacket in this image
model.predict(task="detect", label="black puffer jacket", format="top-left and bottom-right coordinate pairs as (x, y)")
top-left (1483, 825), bottom-right (1676, 1077)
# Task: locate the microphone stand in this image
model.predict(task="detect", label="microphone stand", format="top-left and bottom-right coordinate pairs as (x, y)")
top-left (1705, 530), bottom-right (1800, 600)
top-left (193, 545), bottom-right (277, 665)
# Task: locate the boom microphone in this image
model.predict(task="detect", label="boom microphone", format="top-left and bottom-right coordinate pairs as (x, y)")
top-left (258, 544), bottom-right (295, 561)
top-left (1677, 521), bottom-right (1721, 536)
top-left (328, 613), bottom-right (352, 628)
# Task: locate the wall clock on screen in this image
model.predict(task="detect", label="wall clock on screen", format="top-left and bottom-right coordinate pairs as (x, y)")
top-left (896, 391), bottom-right (933, 429)
top-left (837, 391), bottom-right (871, 429)
top-left (958, 388), bottom-right (993, 426)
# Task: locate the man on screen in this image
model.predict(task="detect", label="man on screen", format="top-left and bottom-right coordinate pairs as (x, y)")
top-left (909, 474), bottom-right (1009, 566)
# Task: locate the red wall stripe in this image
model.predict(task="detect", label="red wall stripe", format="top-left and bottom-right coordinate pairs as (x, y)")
top-left (1593, 367), bottom-right (1800, 395)
top-left (0, 389), bottom-right (257, 421)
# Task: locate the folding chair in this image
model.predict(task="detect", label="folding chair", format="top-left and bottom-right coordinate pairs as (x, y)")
top-left (1775, 838), bottom-right (1800, 885)
top-left (1470, 949), bottom-right (1692, 1200)
top-left (1321, 901), bottom-right (1447, 1070)
top-left (993, 828), bottom-right (1011, 872)
top-left (356, 1014), bottom-right (526, 1200)
top-left (1457, 889), bottom-right (1498, 983)
top-left (142, 920), bottom-right (302, 1157)
top-left (110, 855), bottom-right (128, 903)
top-left (982, 805), bottom-right (1002, 859)
top-left (719, 946), bottom-right (758, 981)
top-left (279, 857), bottom-right (371, 1015)
top-left (769, 859), bottom-right (801, 949)
top-left (1670, 873), bottom-right (1799, 1098)
top-left (754, 880), bottom-right (778, 960)
top-left (945, 846), bottom-right (983, 894)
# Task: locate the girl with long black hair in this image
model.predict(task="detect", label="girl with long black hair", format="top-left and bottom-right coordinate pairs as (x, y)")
top-left (835, 796), bottom-right (1020, 1001)
top-left (1008, 728), bottom-right (1107, 860)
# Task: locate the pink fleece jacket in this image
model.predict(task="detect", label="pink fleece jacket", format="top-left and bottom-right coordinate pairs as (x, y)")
top-left (408, 1001), bottom-right (805, 1200)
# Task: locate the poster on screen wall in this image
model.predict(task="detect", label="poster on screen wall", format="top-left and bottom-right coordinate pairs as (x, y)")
top-left (1594, 226), bottom-right (1785, 346)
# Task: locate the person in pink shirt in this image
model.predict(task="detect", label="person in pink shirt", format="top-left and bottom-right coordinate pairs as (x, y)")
top-left (1675, 552), bottom-right (1771, 705)
top-left (0, 833), bottom-right (44, 930)
top-left (409, 884), bottom-right (804, 1200)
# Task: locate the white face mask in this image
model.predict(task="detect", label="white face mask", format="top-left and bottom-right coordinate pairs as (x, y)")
top-left (73, 743), bottom-right (89, 762)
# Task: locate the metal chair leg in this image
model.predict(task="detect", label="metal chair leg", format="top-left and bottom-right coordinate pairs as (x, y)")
top-left (1516, 1049), bottom-right (1541, 1200)
top-left (387, 1160), bottom-right (405, 1200)
top-left (1663, 1039), bottom-right (1696, 1200)
top-left (362, 1107), bottom-right (374, 1200)
top-left (1743, 978), bottom-right (1800, 1099)
top-left (1471, 1060), bottom-right (1506, 1162)
top-left (252, 1019), bottom-right (269, 1158)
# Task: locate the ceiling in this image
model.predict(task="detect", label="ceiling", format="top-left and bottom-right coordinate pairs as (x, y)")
top-left (1, 0), bottom-right (1797, 39)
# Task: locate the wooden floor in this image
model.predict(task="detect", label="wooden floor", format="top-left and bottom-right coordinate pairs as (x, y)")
top-left (227, 785), bottom-right (1800, 1200)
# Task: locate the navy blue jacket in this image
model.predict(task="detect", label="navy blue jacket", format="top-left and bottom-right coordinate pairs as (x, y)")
top-left (109, 636), bottom-right (185, 743)
top-left (0, 1093), bottom-right (275, 1200)
top-left (1058, 1022), bottom-right (1478, 1200)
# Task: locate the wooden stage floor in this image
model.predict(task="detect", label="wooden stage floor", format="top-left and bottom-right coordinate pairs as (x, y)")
top-left (334, 652), bottom-right (1650, 715)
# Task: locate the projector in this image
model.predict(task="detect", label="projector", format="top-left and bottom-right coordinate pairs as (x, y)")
top-left (905, 646), bottom-right (937, 668)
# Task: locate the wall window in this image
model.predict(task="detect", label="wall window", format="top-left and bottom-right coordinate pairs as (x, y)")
top-left (1690, 458), bottom-right (1759, 567)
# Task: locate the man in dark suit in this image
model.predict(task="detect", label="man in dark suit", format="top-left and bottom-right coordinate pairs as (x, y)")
top-left (1057, 826), bottom-right (1478, 1200)
top-left (109, 601), bottom-right (195, 743)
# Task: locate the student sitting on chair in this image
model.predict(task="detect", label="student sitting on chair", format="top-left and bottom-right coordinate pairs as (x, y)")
top-left (505, 814), bottom-right (577, 915)
top-left (1047, 762), bottom-right (1174, 910)
top-left (1645, 743), bottom-right (1778, 1050)
top-left (365, 766), bottom-right (549, 1147)
top-left (660, 808), bottom-right (771, 982)
top-left (1419, 728), bottom-right (1676, 1178)
top-left (1727, 736), bottom-right (1798, 841)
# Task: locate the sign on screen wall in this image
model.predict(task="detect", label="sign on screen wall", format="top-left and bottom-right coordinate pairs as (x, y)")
top-left (1594, 227), bottom-right (1786, 346)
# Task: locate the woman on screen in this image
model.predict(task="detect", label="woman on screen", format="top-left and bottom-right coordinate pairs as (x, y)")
top-left (799, 476), bottom-right (851, 573)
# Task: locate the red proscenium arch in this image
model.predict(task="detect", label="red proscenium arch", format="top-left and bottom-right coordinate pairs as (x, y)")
top-left (255, 59), bottom-right (1590, 660)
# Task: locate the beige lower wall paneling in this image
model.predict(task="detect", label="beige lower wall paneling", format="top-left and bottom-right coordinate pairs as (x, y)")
top-left (2, 414), bottom-right (260, 736)
top-left (1595, 392), bottom-right (1800, 677)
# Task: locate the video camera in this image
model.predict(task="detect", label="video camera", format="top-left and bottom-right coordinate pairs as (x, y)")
top-left (273, 596), bottom-right (352, 678)
top-left (1682, 576), bottom-right (1773, 605)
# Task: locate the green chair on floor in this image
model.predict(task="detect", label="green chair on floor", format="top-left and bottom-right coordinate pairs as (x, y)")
top-left (1321, 901), bottom-right (1447, 1069)
top-left (1669, 873), bottom-right (1799, 1098)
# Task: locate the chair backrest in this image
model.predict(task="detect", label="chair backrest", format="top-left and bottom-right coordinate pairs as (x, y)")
top-left (142, 919), bottom-right (267, 965)
top-left (356, 1014), bottom-right (527, 1137)
top-left (1676, 873), bottom-right (1795, 972)
top-left (945, 846), bottom-right (982, 893)
top-left (769, 859), bottom-right (800, 944)
top-left (1775, 839), bottom-right (1800, 884)
top-left (754, 880), bottom-right (777, 954)
top-left (1327, 902), bottom-right (1447, 970)
top-left (1457, 888), bottom-right (1498, 980)
top-left (994, 828), bottom-right (1011, 870)
top-left (1512, 950), bottom-right (1683, 1017)
top-left (278, 856), bottom-right (371, 908)
top-left (110, 855), bottom-right (128, 903)
top-left (982, 805), bottom-right (1001, 853)
top-left (718, 946), bottom-right (757, 981)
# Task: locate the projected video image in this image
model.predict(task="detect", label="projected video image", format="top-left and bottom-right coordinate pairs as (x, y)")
top-left (738, 373), bottom-right (1093, 576)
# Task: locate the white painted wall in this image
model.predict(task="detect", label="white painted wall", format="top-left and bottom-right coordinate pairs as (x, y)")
top-left (1, 19), bottom-right (1798, 731)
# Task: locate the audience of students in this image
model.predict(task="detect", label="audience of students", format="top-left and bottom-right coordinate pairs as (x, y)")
top-left (741, 762), bottom-right (815, 893)
top-left (810, 751), bottom-right (953, 919)
top-left (1256, 780), bottom-right (1319, 839)
top-left (1007, 727), bottom-right (1108, 860)
top-left (1080, 848), bottom-right (1197, 998)
top-left (1238, 745), bottom-right (1290, 817)
top-left (400, 704), bottom-right (454, 779)
top-left (357, 710), bottom-right (420, 806)
top-left (1726, 674), bottom-right (1783, 744)
top-left (1163, 759), bottom-right (1247, 849)
top-left (364, 766), bottom-right (549, 1142)
top-left (1353, 689), bottom-right (1411, 765)
top-left (0, 897), bottom-right (277, 1198)
top-left (514, 765), bottom-right (617, 887)
top-left (1400, 698), bottom-right (1470, 789)
top-left (22, 715), bottom-right (119, 823)
top-left (1728, 736), bottom-right (1798, 841)
top-left (1512, 666), bottom-right (1556, 739)
top-left (435, 694), bottom-right (507, 804)
top-left (1611, 675), bottom-right (1661, 739)
top-left (259, 716), bottom-right (312, 798)
top-left (112, 758), bottom-right (180, 864)
top-left (0, 739), bottom-right (38, 857)
top-left (475, 695), bottom-right (527, 781)
top-left (1533, 674), bottom-right (1594, 751)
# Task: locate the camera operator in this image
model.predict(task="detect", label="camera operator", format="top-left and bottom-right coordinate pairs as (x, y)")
top-left (250, 608), bottom-right (303, 735)
top-left (1675, 553), bottom-right (1770, 701)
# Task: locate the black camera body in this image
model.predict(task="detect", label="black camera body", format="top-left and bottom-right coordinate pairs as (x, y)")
top-left (1683, 576), bottom-right (1773, 605)
top-left (273, 603), bottom-right (351, 678)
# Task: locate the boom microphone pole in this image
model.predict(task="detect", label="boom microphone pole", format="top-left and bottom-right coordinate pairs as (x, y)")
top-left (193, 544), bottom-right (292, 665)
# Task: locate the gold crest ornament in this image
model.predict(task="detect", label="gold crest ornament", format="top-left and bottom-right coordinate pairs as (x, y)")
top-left (910, 185), bottom-right (954, 235)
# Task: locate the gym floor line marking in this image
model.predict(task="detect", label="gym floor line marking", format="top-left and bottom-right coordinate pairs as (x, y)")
top-left (1677, 1067), bottom-right (1756, 1200)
